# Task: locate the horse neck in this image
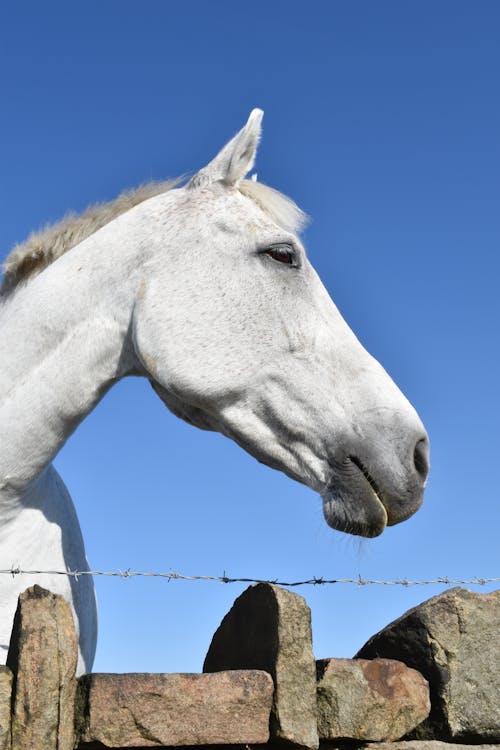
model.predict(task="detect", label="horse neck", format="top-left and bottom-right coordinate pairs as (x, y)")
top-left (0, 222), bottom-right (142, 507)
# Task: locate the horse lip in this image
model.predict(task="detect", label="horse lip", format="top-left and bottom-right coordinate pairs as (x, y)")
top-left (322, 456), bottom-right (389, 538)
top-left (348, 455), bottom-right (388, 513)
top-left (347, 455), bottom-right (423, 528)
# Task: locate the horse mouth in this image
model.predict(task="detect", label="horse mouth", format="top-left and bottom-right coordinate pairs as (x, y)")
top-left (348, 455), bottom-right (386, 507)
top-left (322, 456), bottom-right (389, 538)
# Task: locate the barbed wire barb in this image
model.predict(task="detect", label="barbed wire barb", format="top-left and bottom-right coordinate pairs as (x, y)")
top-left (0, 567), bottom-right (497, 588)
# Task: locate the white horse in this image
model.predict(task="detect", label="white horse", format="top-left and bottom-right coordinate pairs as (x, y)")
top-left (0, 110), bottom-right (429, 674)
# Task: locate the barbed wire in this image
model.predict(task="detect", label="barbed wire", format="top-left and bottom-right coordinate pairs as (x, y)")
top-left (0, 567), bottom-right (498, 587)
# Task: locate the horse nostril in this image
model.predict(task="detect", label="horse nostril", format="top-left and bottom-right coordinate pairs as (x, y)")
top-left (413, 437), bottom-right (430, 482)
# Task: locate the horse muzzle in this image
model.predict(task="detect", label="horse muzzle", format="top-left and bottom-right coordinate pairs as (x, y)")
top-left (322, 433), bottom-right (430, 538)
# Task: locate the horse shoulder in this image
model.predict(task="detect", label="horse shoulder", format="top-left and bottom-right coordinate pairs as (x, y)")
top-left (0, 465), bottom-right (97, 674)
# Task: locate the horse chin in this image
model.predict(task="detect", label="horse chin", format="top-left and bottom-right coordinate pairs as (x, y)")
top-left (322, 482), bottom-right (389, 538)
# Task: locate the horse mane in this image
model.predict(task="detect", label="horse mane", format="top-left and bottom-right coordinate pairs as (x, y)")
top-left (0, 180), bottom-right (181, 294)
top-left (1, 177), bottom-right (307, 294)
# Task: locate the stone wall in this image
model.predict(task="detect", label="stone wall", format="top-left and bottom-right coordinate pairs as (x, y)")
top-left (0, 583), bottom-right (498, 750)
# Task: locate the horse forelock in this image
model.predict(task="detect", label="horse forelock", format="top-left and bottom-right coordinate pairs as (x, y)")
top-left (239, 179), bottom-right (308, 235)
top-left (1, 177), bottom-right (307, 294)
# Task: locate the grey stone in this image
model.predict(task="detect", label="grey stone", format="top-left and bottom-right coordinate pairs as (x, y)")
top-left (204, 583), bottom-right (318, 749)
top-left (75, 669), bottom-right (273, 747)
top-left (7, 586), bottom-right (78, 750)
top-left (350, 743), bottom-right (499, 750)
top-left (0, 667), bottom-right (12, 750)
top-left (356, 587), bottom-right (500, 742)
top-left (316, 657), bottom-right (430, 741)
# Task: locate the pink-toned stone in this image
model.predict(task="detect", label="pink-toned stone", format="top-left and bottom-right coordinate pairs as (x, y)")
top-left (316, 658), bottom-right (430, 742)
top-left (0, 667), bottom-right (12, 750)
top-left (204, 583), bottom-right (318, 749)
top-left (7, 586), bottom-right (78, 750)
top-left (76, 669), bottom-right (273, 747)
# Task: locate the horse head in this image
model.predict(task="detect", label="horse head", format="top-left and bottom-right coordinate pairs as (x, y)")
top-left (132, 109), bottom-right (429, 538)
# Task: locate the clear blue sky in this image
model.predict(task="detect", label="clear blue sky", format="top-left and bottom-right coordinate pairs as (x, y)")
top-left (1, 2), bottom-right (498, 673)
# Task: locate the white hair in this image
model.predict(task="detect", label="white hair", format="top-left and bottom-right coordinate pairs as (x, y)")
top-left (239, 178), bottom-right (308, 235)
top-left (1, 177), bottom-right (307, 292)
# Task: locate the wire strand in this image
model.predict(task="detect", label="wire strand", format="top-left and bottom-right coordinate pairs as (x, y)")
top-left (0, 568), bottom-right (498, 587)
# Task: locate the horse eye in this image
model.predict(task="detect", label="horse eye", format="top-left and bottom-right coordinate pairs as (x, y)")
top-left (262, 244), bottom-right (297, 266)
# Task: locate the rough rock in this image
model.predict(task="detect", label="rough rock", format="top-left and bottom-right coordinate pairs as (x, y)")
top-left (356, 587), bottom-right (500, 742)
top-left (349, 743), bottom-right (499, 750)
top-left (204, 583), bottom-right (318, 749)
top-left (316, 657), bottom-right (430, 741)
top-left (0, 667), bottom-right (12, 750)
top-left (75, 669), bottom-right (273, 747)
top-left (6, 585), bottom-right (78, 750)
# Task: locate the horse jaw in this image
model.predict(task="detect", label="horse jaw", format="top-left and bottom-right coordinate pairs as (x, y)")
top-left (208, 374), bottom-right (428, 539)
top-left (150, 380), bottom-right (218, 433)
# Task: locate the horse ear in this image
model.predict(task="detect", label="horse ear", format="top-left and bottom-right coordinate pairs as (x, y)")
top-left (189, 109), bottom-right (263, 189)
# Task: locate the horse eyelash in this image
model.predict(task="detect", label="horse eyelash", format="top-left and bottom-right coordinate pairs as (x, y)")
top-left (260, 244), bottom-right (299, 268)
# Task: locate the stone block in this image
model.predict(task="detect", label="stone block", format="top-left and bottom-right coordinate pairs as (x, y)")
top-left (7, 585), bottom-right (78, 750)
top-left (356, 587), bottom-right (500, 742)
top-left (76, 669), bottom-right (273, 747)
top-left (204, 583), bottom-right (318, 749)
top-left (316, 657), bottom-right (430, 741)
top-left (0, 667), bottom-right (12, 750)
top-left (351, 743), bottom-right (499, 750)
